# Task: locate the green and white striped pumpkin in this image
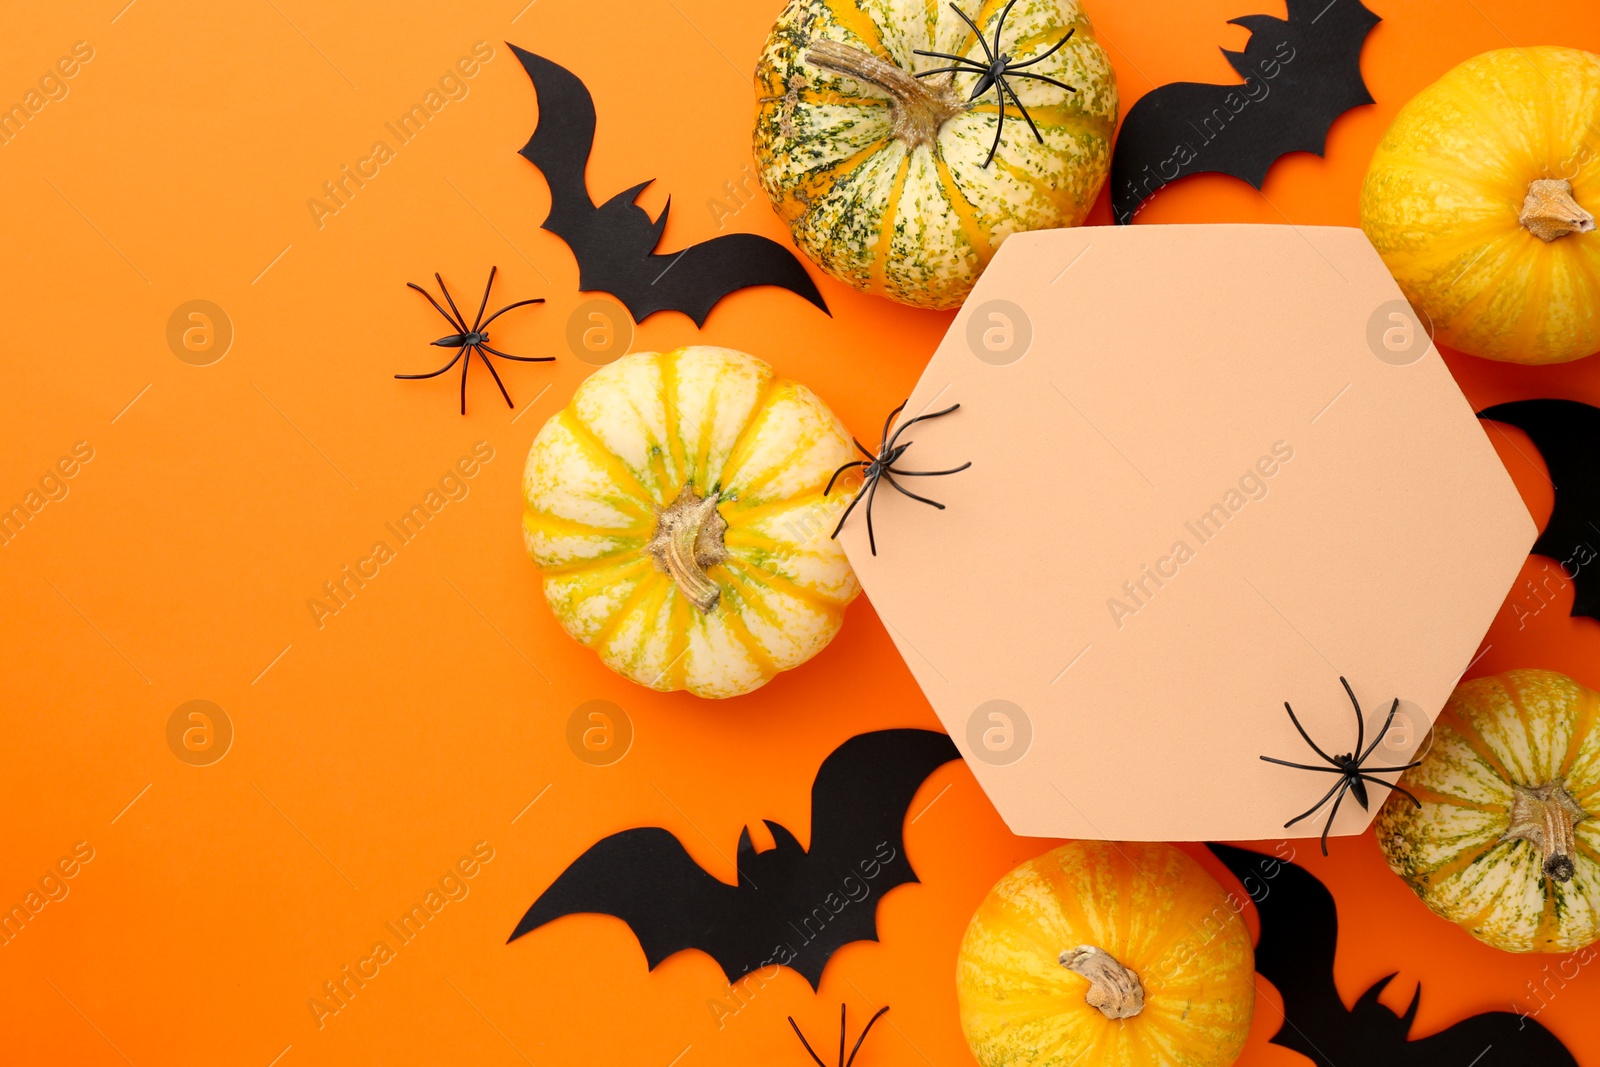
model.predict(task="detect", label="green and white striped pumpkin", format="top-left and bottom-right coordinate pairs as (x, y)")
top-left (754, 0), bottom-right (1118, 309)
top-left (1376, 669), bottom-right (1600, 952)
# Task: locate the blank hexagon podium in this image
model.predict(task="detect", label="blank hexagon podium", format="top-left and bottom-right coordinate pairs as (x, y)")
top-left (841, 225), bottom-right (1535, 843)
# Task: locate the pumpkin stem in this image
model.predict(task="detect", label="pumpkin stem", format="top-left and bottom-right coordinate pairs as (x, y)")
top-left (1059, 945), bottom-right (1145, 1020)
top-left (645, 486), bottom-right (729, 614)
top-left (1501, 780), bottom-right (1588, 883)
top-left (803, 39), bottom-right (966, 148)
top-left (1519, 178), bottom-right (1596, 242)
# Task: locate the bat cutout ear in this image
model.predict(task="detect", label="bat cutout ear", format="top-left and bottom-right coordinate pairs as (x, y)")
top-left (510, 44), bottom-right (830, 327)
top-left (1478, 399), bottom-right (1600, 622)
top-left (1109, 0), bottom-right (1380, 224)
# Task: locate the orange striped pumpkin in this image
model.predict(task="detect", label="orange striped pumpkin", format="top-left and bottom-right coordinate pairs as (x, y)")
top-left (1376, 669), bottom-right (1600, 952)
top-left (957, 841), bottom-right (1255, 1067)
top-left (754, 0), bottom-right (1118, 309)
top-left (521, 347), bottom-right (859, 699)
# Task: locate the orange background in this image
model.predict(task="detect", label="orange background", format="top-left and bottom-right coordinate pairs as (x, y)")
top-left (2, 1), bottom-right (1598, 1065)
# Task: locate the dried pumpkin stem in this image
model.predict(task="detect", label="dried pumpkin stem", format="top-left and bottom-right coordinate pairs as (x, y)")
top-left (1059, 945), bottom-right (1145, 1020)
top-left (1519, 178), bottom-right (1596, 242)
top-left (804, 39), bottom-right (966, 148)
top-left (1501, 780), bottom-right (1588, 883)
top-left (645, 486), bottom-right (729, 614)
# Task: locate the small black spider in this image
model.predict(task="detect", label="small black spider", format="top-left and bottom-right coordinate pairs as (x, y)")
top-left (826, 401), bottom-right (971, 556)
top-left (397, 266), bottom-right (551, 414)
top-left (913, 0), bottom-right (1077, 168)
top-left (1261, 676), bottom-right (1424, 856)
top-left (790, 1004), bottom-right (889, 1067)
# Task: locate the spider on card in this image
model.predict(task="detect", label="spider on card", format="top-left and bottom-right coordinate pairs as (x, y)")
top-left (826, 400), bottom-right (971, 556)
top-left (396, 266), bottom-right (551, 414)
top-left (1261, 676), bottom-right (1423, 855)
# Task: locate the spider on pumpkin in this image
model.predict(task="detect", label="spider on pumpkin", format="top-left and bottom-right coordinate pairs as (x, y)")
top-left (913, 0), bottom-right (1078, 169)
top-left (789, 1004), bottom-right (889, 1067)
top-left (826, 400), bottom-right (971, 556)
top-left (396, 266), bottom-right (551, 414)
top-left (1261, 676), bottom-right (1423, 856)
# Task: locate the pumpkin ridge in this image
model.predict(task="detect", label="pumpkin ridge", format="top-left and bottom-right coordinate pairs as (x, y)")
top-left (663, 592), bottom-right (692, 691)
top-left (820, 0), bottom-right (888, 57)
top-left (873, 149), bottom-right (914, 293)
top-left (712, 584), bottom-right (781, 678)
top-left (933, 151), bottom-right (993, 268)
top-left (657, 350), bottom-right (686, 493)
top-left (523, 539), bottom-right (642, 576)
top-left (1383, 153), bottom-right (1512, 201)
top-left (723, 555), bottom-right (847, 610)
top-left (588, 567), bottom-right (669, 653)
top-left (710, 373), bottom-right (784, 492)
top-left (558, 409), bottom-right (660, 513)
top-left (1451, 685), bottom-right (1522, 785)
top-left (523, 506), bottom-right (650, 542)
top-left (1428, 230), bottom-right (1530, 339)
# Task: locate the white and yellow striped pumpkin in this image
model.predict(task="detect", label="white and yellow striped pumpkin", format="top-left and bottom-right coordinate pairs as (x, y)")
top-left (754, 0), bottom-right (1118, 309)
top-left (1376, 669), bottom-right (1600, 952)
top-left (521, 347), bottom-right (860, 699)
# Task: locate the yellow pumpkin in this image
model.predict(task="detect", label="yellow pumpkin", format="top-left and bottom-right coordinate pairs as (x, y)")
top-left (1376, 669), bottom-right (1600, 952)
top-left (957, 841), bottom-right (1254, 1067)
top-left (1360, 47), bottom-right (1600, 364)
top-left (754, 0), bottom-right (1118, 310)
top-left (521, 347), bottom-right (859, 699)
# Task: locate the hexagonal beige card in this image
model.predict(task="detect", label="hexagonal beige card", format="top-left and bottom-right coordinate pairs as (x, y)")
top-left (839, 225), bottom-right (1536, 844)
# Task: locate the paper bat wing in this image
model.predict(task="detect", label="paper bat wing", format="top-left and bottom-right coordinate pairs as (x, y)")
top-left (1402, 1004), bottom-right (1579, 1066)
top-left (1479, 399), bottom-right (1600, 621)
top-left (507, 826), bottom-right (750, 977)
top-left (1208, 843), bottom-right (1346, 1063)
top-left (781, 728), bottom-right (960, 985)
top-left (637, 231), bottom-right (829, 327)
top-left (510, 44), bottom-right (599, 246)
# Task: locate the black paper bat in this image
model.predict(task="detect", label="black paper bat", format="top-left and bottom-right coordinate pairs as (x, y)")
top-left (1110, 0), bottom-right (1380, 224)
top-left (1208, 843), bottom-right (1578, 1067)
top-left (508, 728), bottom-right (958, 989)
top-left (510, 44), bottom-right (828, 327)
top-left (1479, 399), bottom-right (1600, 622)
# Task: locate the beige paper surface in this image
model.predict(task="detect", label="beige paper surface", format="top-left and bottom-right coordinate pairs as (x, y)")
top-left (841, 225), bottom-right (1536, 843)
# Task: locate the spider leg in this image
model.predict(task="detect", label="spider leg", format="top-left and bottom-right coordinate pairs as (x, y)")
top-left (879, 401), bottom-right (910, 451)
top-left (1355, 775), bottom-right (1424, 810)
top-left (1009, 27), bottom-right (1074, 70)
top-left (826, 460), bottom-right (868, 496)
top-left (911, 49), bottom-right (988, 66)
top-left (478, 297), bottom-right (547, 331)
top-left (915, 65), bottom-right (980, 78)
top-left (1341, 677), bottom-right (1367, 763)
top-left (845, 1007), bottom-right (890, 1067)
top-left (999, 78), bottom-right (1044, 144)
top-left (459, 344), bottom-right (472, 414)
top-left (1318, 780), bottom-right (1352, 857)
top-left (787, 1018), bottom-right (829, 1067)
top-left (1283, 775), bottom-right (1349, 828)
top-left (885, 475), bottom-right (946, 509)
top-left (886, 461), bottom-right (973, 477)
top-left (394, 346), bottom-right (467, 380)
top-left (472, 266), bottom-right (497, 331)
top-left (1260, 756), bottom-right (1351, 773)
top-left (864, 475), bottom-right (883, 555)
top-left (1282, 700), bottom-right (1339, 766)
top-left (983, 85), bottom-right (1006, 167)
top-left (885, 402), bottom-right (961, 453)
top-left (480, 342), bottom-right (555, 363)
top-left (829, 477), bottom-right (872, 539)
top-left (475, 346), bottom-right (515, 408)
top-left (948, 3), bottom-right (998, 65)
top-left (991, 0), bottom-right (1018, 65)
top-left (408, 281), bottom-right (469, 332)
top-left (1360, 760), bottom-right (1424, 774)
top-left (837, 1004), bottom-right (847, 1067)
top-left (1006, 70), bottom-right (1077, 93)
top-left (435, 273), bottom-right (471, 333)
top-left (1358, 698), bottom-right (1403, 763)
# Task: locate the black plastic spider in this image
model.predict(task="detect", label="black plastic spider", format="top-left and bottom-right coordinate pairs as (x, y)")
top-left (826, 401), bottom-right (971, 556)
top-left (790, 1005), bottom-right (889, 1067)
top-left (397, 266), bottom-right (551, 414)
top-left (913, 0), bottom-right (1077, 168)
top-left (1261, 676), bottom-right (1423, 856)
